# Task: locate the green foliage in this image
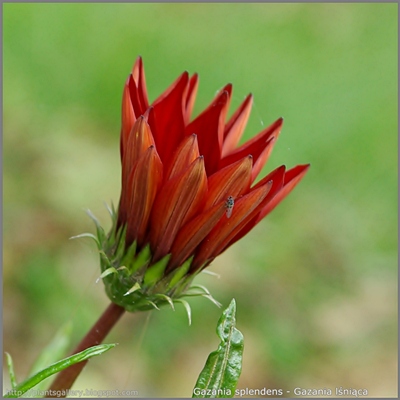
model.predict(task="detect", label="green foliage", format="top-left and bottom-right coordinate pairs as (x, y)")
top-left (4, 344), bottom-right (117, 398)
top-left (193, 299), bottom-right (244, 398)
top-left (24, 323), bottom-right (73, 397)
top-left (5, 353), bottom-right (17, 390)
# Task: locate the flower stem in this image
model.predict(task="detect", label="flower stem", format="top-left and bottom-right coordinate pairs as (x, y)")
top-left (46, 302), bottom-right (125, 397)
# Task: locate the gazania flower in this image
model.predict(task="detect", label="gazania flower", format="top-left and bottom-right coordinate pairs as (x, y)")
top-left (95, 57), bottom-right (309, 313)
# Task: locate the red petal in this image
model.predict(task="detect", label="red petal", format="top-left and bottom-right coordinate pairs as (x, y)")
top-left (128, 77), bottom-right (145, 120)
top-left (122, 116), bottom-right (155, 188)
top-left (192, 181), bottom-right (272, 271)
top-left (164, 134), bottom-right (200, 181)
top-left (221, 165), bottom-right (286, 248)
top-left (185, 85), bottom-right (232, 175)
top-left (185, 74), bottom-right (199, 124)
top-left (219, 118), bottom-right (283, 172)
top-left (168, 200), bottom-right (226, 271)
top-left (222, 94), bottom-right (253, 157)
top-left (250, 136), bottom-right (276, 183)
top-left (204, 155), bottom-right (253, 210)
top-left (120, 82), bottom-right (136, 160)
top-left (130, 56), bottom-right (149, 116)
top-left (118, 117), bottom-right (156, 227)
top-left (151, 72), bottom-right (189, 165)
top-left (255, 164), bottom-right (310, 223)
top-left (227, 164), bottom-right (309, 247)
top-left (150, 156), bottom-right (207, 261)
top-left (126, 146), bottom-right (163, 247)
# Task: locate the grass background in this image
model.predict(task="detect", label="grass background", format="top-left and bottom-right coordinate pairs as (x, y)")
top-left (3, 3), bottom-right (397, 398)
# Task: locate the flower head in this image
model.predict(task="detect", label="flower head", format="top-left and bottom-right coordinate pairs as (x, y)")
top-left (95, 57), bottom-right (309, 312)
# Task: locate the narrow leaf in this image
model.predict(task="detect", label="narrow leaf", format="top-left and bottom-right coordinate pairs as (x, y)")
top-left (192, 299), bottom-right (244, 398)
top-left (5, 353), bottom-right (17, 389)
top-left (24, 323), bottom-right (72, 397)
top-left (4, 344), bottom-right (116, 398)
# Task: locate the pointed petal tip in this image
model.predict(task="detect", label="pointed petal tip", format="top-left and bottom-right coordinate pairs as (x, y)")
top-left (295, 163), bottom-right (311, 176)
top-left (292, 163), bottom-right (311, 174)
top-left (177, 71), bottom-right (189, 83)
top-left (143, 107), bottom-right (153, 119)
top-left (133, 56), bottom-right (143, 71)
top-left (245, 93), bottom-right (254, 102)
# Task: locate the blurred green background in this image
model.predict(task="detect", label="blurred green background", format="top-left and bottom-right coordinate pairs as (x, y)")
top-left (3, 3), bottom-right (397, 398)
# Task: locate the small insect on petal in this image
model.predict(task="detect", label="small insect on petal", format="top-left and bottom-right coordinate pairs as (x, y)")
top-left (225, 196), bottom-right (235, 218)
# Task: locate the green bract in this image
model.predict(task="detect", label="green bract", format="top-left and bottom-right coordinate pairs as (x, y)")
top-left (78, 207), bottom-right (219, 318)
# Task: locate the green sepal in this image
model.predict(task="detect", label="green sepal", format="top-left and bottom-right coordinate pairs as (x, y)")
top-left (143, 300), bottom-right (160, 310)
top-left (104, 201), bottom-right (115, 218)
top-left (87, 210), bottom-right (222, 315)
top-left (99, 250), bottom-right (112, 270)
top-left (174, 299), bottom-right (192, 326)
top-left (153, 294), bottom-right (175, 310)
top-left (184, 285), bottom-right (222, 308)
top-left (109, 225), bottom-right (129, 266)
top-left (192, 299), bottom-right (244, 398)
top-left (120, 240), bottom-right (138, 273)
top-left (86, 209), bottom-right (107, 245)
top-left (143, 254), bottom-right (170, 287)
top-left (128, 244), bottom-right (151, 274)
top-left (69, 233), bottom-right (100, 248)
top-left (124, 282), bottom-right (141, 296)
top-left (97, 267), bottom-right (119, 283)
top-left (167, 257), bottom-right (192, 290)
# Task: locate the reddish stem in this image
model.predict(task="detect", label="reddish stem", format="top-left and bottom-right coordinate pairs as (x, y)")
top-left (46, 302), bottom-right (125, 398)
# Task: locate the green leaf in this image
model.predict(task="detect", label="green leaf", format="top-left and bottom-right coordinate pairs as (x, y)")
top-left (5, 352), bottom-right (17, 389)
top-left (192, 299), bottom-right (244, 398)
top-left (24, 322), bottom-right (72, 397)
top-left (3, 344), bottom-right (117, 398)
